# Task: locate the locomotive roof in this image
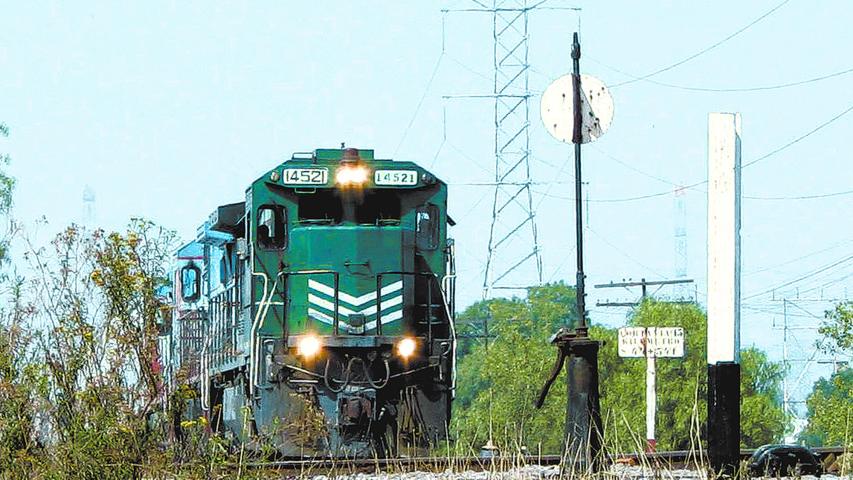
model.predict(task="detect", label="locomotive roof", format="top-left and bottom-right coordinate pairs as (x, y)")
top-left (250, 147), bottom-right (447, 190)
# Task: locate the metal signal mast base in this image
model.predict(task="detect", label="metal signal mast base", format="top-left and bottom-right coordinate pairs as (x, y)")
top-left (565, 334), bottom-right (603, 472)
top-left (535, 328), bottom-right (603, 473)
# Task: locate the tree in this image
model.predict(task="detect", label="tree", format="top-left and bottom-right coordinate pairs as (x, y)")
top-left (0, 121), bottom-right (15, 265)
top-left (740, 349), bottom-right (787, 447)
top-left (603, 300), bottom-right (787, 450)
top-left (452, 285), bottom-right (788, 454)
top-left (451, 283), bottom-right (578, 454)
top-left (800, 301), bottom-right (853, 446)
top-left (817, 301), bottom-right (853, 356)
top-left (799, 368), bottom-right (852, 446)
top-left (0, 220), bottom-right (177, 477)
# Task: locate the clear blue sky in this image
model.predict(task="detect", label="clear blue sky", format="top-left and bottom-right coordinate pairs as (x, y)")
top-left (1, 0), bottom-right (851, 419)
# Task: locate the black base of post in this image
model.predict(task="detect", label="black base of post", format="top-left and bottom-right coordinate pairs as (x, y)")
top-left (707, 361), bottom-right (740, 478)
top-left (564, 337), bottom-right (603, 473)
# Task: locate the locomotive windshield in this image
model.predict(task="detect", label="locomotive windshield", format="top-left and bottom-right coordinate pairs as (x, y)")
top-left (297, 190), bottom-right (400, 225)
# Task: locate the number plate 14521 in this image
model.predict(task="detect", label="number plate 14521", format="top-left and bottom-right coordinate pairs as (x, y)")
top-left (374, 170), bottom-right (418, 186)
top-left (282, 168), bottom-right (328, 185)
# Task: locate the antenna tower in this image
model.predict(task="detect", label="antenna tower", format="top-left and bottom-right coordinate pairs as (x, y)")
top-left (82, 185), bottom-right (96, 228)
top-left (673, 186), bottom-right (689, 300)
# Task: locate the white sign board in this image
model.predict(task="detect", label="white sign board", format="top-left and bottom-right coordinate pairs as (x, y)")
top-left (618, 327), bottom-right (647, 357)
top-left (618, 327), bottom-right (685, 358)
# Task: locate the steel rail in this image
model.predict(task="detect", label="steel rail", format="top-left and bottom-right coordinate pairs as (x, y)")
top-left (224, 446), bottom-right (848, 473)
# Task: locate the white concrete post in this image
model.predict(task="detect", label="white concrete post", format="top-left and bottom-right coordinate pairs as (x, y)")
top-left (706, 112), bottom-right (742, 476)
top-left (707, 112), bottom-right (742, 364)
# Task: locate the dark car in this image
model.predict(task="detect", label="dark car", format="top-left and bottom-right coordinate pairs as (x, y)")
top-left (747, 444), bottom-right (823, 477)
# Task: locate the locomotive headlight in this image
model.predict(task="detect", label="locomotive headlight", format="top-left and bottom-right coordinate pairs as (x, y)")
top-left (396, 337), bottom-right (417, 359)
top-left (335, 165), bottom-right (370, 186)
top-left (297, 334), bottom-right (322, 358)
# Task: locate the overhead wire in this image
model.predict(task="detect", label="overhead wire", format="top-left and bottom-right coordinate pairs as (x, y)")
top-left (795, 270), bottom-right (853, 300)
top-left (610, 0), bottom-right (792, 88)
top-left (429, 102), bottom-right (448, 169)
top-left (590, 145), bottom-right (683, 187)
top-left (742, 102), bottom-right (853, 169)
top-left (537, 101), bottom-right (853, 204)
top-left (744, 188), bottom-right (853, 201)
top-left (394, 49), bottom-right (445, 156)
top-left (590, 54), bottom-right (853, 93)
top-left (744, 239), bottom-right (853, 277)
top-left (586, 227), bottom-right (665, 277)
top-left (627, 66), bottom-right (853, 93)
top-left (743, 254), bottom-right (853, 300)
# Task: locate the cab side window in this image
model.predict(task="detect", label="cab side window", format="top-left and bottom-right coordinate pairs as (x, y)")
top-left (180, 264), bottom-right (201, 302)
top-left (219, 254), bottom-right (230, 285)
top-left (257, 205), bottom-right (287, 249)
top-left (416, 204), bottom-right (439, 250)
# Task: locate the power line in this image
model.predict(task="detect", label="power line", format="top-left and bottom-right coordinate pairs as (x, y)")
top-left (590, 145), bottom-right (682, 187)
top-left (744, 239), bottom-right (853, 277)
top-left (394, 50), bottom-right (444, 156)
top-left (586, 227), bottom-right (665, 277)
top-left (743, 254), bottom-right (853, 300)
top-left (590, 55), bottom-right (853, 93)
top-left (631, 66), bottom-right (853, 93)
top-left (742, 102), bottom-right (853, 168)
top-left (610, 0), bottom-right (792, 88)
top-left (744, 188), bottom-right (853, 200)
top-left (533, 181), bottom-right (704, 203)
top-left (453, 181), bottom-right (573, 186)
top-left (539, 101), bottom-right (853, 204)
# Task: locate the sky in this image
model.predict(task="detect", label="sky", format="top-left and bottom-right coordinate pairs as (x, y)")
top-left (1, 0), bottom-right (852, 421)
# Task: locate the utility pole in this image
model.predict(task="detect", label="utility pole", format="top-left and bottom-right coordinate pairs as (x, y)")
top-left (598, 278), bottom-right (692, 453)
top-left (769, 295), bottom-right (847, 437)
top-left (783, 299), bottom-right (789, 417)
top-left (594, 278), bottom-right (695, 307)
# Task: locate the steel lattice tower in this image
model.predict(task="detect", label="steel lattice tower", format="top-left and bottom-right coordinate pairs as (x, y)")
top-left (482, 0), bottom-right (543, 297)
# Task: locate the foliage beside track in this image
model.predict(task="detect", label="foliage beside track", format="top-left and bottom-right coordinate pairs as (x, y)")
top-left (800, 301), bottom-right (853, 446)
top-left (0, 221), bottom-right (177, 477)
top-left (452, 284), bottom-right (789, 453)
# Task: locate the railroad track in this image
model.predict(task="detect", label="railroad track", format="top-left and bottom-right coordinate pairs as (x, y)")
top-left (231, 446), bottom-right (848, 474)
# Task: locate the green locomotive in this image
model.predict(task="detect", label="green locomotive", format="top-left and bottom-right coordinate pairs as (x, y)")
top-left (159, 147), bottom-right (456, 456)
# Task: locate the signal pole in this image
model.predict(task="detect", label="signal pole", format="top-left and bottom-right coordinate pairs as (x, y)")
top-left (563, 32), bottom-right (603, 472)
top-left (535, 33), bottom-right (605, 474)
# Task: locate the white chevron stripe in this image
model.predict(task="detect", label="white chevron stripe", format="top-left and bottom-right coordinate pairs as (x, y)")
top-left (309, 294), bottom-right (354, 316)
top-left (308, 307), bottom-right (404, 330)
top-left (364, 309), bottom-right (404, 330)
top-left (308, 308), bottom-right (335, 325)
top-left (308, 279), bottom-right (403, 306)
top-left (308, 293), bottom-right (403, 316)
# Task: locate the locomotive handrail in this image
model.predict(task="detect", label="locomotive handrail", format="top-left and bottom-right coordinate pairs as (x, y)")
top-left (376, 271), bottom-right (446, 346)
